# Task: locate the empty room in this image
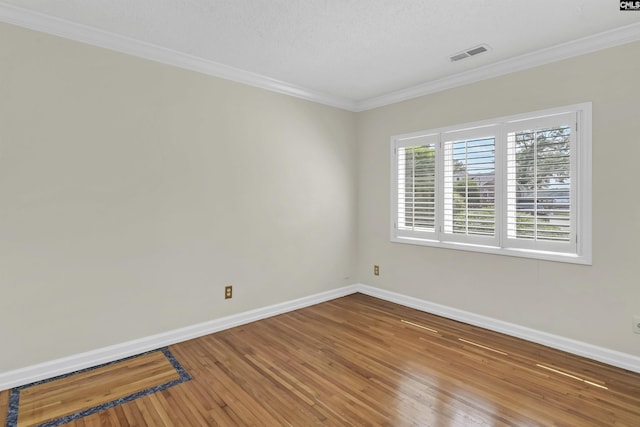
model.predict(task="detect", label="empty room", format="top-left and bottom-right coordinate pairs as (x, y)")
top-left (1, 1), bottom-right (640, 426)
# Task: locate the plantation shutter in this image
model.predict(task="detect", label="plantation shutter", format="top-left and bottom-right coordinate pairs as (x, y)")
top-left (442, 126), bottom-right (498, 246)
top-left (394, 134), bottom-right (438, 241)
top-left (504, 112), bottom-right (576, 253)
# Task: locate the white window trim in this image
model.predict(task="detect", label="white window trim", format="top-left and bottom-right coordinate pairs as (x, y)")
top-left (390, 103), bottom-right (592, 265)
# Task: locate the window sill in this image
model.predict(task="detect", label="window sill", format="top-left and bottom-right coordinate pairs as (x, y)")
top-left (391, 236), bottom-right (591, 265)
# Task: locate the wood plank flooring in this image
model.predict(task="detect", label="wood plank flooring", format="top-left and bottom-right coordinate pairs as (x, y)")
top-left (5, 293), bottom-right (640, 426)
top-left (0, 389), bottom-right (8, 426)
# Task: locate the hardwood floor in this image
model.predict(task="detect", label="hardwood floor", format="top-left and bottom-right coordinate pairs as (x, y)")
top-left (5, 293), bottom-right (640, 426)
top-left (0, 389), bottom-right (8, 426)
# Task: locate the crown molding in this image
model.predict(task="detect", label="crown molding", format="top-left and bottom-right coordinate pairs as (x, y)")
top-left (0, 3), bottom-right (357, 111)
top-left (355, 22), bottom-right (640, 111)
top-left (1, 3), bottom-right (639, 113)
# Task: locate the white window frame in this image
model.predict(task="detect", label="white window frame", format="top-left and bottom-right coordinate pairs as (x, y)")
top-left (390, 103), bottom-right (592, 265)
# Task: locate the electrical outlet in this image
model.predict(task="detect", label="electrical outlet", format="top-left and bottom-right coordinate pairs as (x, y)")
top-left (225, 285), bottom-right (233, 299)
top-left (374, 265), bottom-right (379, 276)
top-left (633, 315), bottom-right (640, 334)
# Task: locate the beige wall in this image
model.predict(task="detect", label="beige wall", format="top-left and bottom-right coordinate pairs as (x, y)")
top-left (0, 23), bottom-right (357, 372)
top-left (1, 21), bottom-right (639, 375)
top-left (357, 42), bottom-right (640, 356)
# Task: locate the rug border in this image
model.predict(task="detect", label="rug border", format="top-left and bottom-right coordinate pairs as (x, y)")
top-left (5, 347), bottom-right (190, 427)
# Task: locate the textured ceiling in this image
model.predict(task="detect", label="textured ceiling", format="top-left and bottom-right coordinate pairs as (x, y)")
top-left (1, 1), bottom-right (639, 109)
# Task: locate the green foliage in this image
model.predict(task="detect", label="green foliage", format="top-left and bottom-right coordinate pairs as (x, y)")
top-left (512, 212), bottom-right (564, 240)
top-left (403, 145), bottom-right (436, 228)
top-left (513, 127), bottom-right (570, 191)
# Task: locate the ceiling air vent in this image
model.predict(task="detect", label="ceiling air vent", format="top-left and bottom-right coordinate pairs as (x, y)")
top-left (450, 44), bottom-right (490, 62)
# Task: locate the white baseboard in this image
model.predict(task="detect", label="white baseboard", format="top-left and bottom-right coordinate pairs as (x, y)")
top-left (2, 282), bottom-right (638, 391)
top-left (356, 283), bottom-right (640, 374)
top-left (0, 284), bottom-right (359, 391)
